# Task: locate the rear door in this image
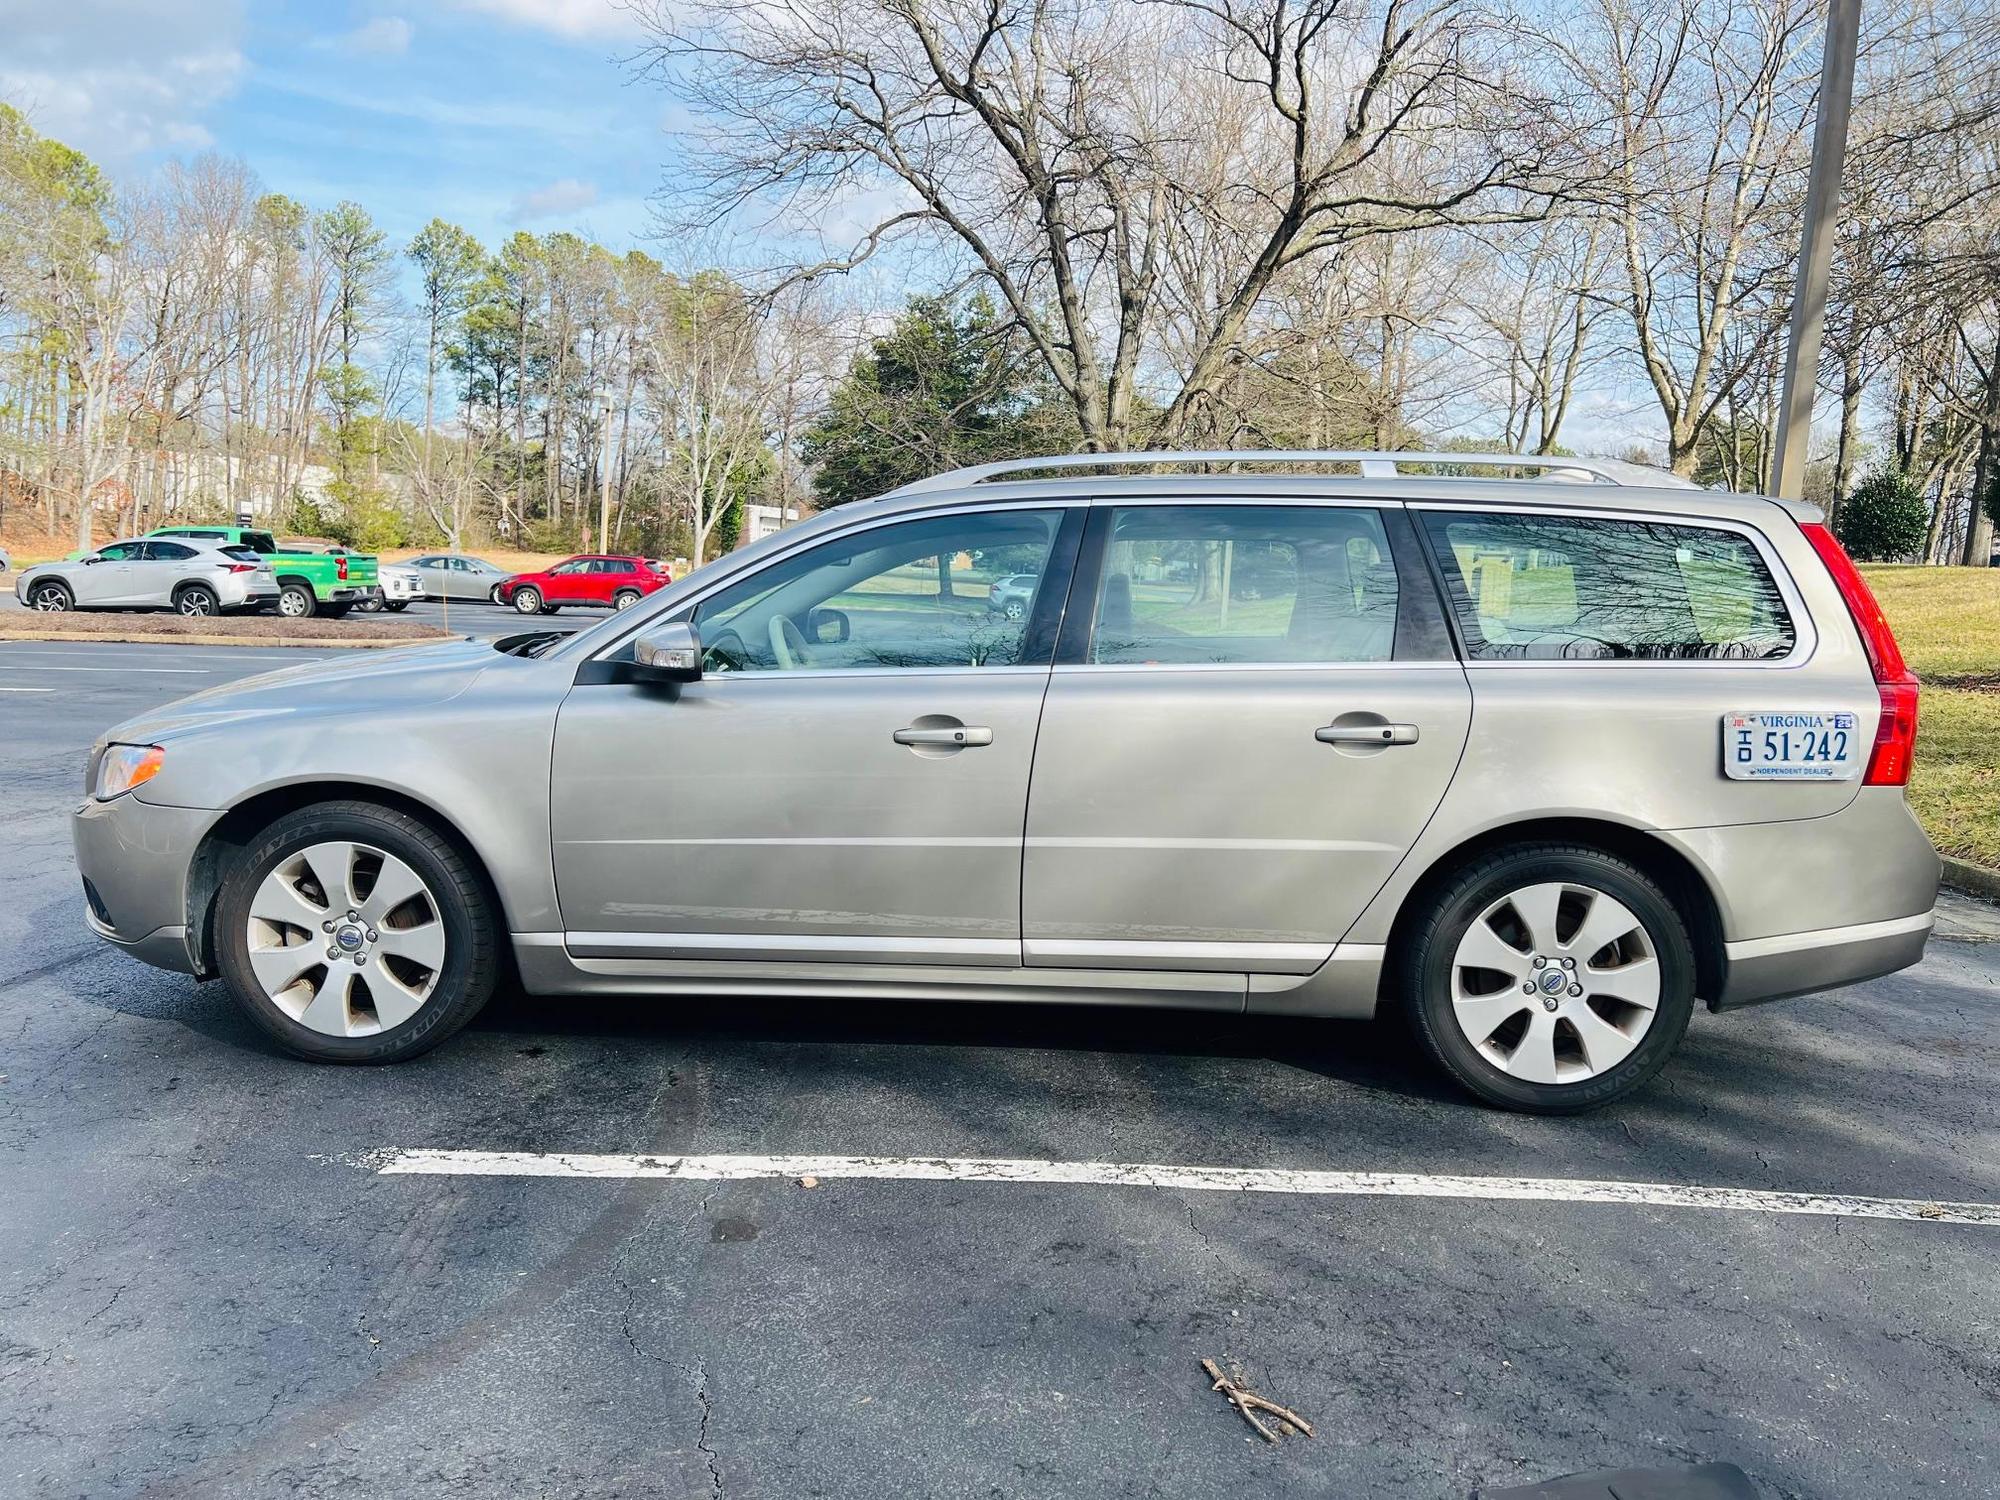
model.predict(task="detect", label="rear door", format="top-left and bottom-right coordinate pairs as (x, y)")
top-left (1021, 500), bottom-right (1471, 974)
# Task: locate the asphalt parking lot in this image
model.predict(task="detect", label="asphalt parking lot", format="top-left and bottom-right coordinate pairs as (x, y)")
top-left (3, 637), bottom-right (1997, 1499)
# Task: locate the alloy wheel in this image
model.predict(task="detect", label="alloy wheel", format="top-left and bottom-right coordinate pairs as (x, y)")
top-left (31, 585), bottom-right (70, 611)
top-left (1447, 881), bottom-right (1661, 1086)
top-left (244, 840), bottom-right (447, 1037)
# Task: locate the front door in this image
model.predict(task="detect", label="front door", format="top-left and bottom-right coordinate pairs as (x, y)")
top-left (75, 541), bottom-right (147, 605)
top-left (550, 505), bottom-right (1080, 964)
top-left (1022, 502), bottom-right (1472, 974)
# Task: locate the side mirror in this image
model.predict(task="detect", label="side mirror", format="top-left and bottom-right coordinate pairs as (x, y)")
top-left (82, 554), bottom-right (104, 565)
top-left (632, 621), bottom-right (703, 682)
top-left (808, 606), bottom-right (850, 644)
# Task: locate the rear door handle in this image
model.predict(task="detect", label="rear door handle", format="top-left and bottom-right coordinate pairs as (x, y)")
top-left (894, 725), bottom-right (994, 747)
top-left (1317, 723), bottom-right (1419, 746)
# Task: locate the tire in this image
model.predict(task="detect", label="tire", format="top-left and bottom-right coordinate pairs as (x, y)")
top-left (277, 581), bottom-right (317, 619)
top-left (320, 604), bottom-right (354, 619)
top-left (355, 594), bottom-right (384, 613)
top-left (385, 601), bottom-right (409, 613)
top-left (1003, 599), bottom-right (1026, 621)
top-left (512, 586), bottom-right (544, 614)
top-left (613, 588), bottom-right (641, 610)
top-left (215, 800), bottom-right (499, 1063)
top-left (28, 580), bottom-right (74, 612)
top-left (174, 584), bottom-right (220, 617)
top-left (489, 585), bottom-right (505, 606)
top-left (1396, 844), bottom-right (1695, 1114)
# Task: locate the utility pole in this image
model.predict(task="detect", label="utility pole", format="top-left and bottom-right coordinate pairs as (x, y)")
top-left (597, 396), bottom-right (613, 554)
top-left (1769, 0), bottom-right (1862, 502)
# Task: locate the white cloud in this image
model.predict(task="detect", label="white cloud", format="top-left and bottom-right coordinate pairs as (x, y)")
top-left (507, 176), bottom-right (598, 221)
top-left (446, 0), bottom-right (643, 40)
top-left (326, 17), bottom-right (415, 56)
top-left (0, 0), bottom-right (246, 159)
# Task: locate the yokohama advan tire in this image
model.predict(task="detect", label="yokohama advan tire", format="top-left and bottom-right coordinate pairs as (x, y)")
top-left (215, 800), bottom-right (499, 1063)
top-left (1398, 843), bottom-right (1696, 1113)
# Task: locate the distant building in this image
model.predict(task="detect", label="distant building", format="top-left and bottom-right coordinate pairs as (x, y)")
top-left (742, 503), bottom-right (802, 546)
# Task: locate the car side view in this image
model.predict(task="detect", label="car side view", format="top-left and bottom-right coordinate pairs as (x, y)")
top-left (496, 554), bottom-right (671, 614)
top-left (16, 536), bottom-right (278, 616)
top-left (71, 451), bottom-right (1940, 1112)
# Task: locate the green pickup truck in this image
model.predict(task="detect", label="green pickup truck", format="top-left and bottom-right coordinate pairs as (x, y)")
top-left (144, 527), bottom-right (379, 618)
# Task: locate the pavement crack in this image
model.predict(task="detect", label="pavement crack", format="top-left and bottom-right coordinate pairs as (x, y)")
top-left (689, 1359), bottom-right (723, 1499)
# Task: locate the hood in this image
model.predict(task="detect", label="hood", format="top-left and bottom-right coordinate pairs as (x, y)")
top-left (102, 635), bottom-right (497, 747)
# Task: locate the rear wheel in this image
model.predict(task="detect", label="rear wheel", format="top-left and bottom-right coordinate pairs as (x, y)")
top-left (277, 581), bottom-right (317, 619)
top-left (320, 603), bottom-right (354, 619)
top-left (28, 581), bottom-right (73, 612)
top-left (1398, 844), bottom-right (1695, 1113)
top-left (215, 801), bottom-right (499, 1063)
top-left (384, 600), bottom-right (409, 612)
top-left (174, 584), bottom-right (220, 617)
top-left (512, 586), bottom-right (544, 615)
top-left (613, 588), bottom-right (641, 610)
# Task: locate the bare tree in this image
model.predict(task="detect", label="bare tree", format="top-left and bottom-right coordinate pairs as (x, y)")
top-left (639, 0), bottom-right (1590, 450)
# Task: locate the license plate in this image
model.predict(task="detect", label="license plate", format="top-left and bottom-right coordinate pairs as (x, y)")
top-left (1723, 711), bottom-right (1860, 780)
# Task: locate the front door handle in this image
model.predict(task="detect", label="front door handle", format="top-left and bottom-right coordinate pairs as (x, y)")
top-left (894, 725), bottom-right (994, 748)
top-left (1317, 722), bottom-right (1419, 746)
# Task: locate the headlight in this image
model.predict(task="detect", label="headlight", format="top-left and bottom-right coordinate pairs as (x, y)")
top-left (96, 744), bottom-right (166, 801)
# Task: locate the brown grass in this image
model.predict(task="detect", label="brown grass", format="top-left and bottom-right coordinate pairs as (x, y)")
top-left (0, 614), bottom-right (452, 647)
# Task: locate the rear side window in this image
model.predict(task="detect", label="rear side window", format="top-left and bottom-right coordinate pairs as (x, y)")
top-left (1089, 505), bottom-right (1398, 665)
top-left (1420, 511), bottom-right (1795, 661)
top-left (147, 542), bottom-right (197, 560)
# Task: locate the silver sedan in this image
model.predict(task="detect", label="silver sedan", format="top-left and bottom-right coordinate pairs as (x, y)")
top-left (401, 552), bottom-right (514, 602)
top-left (14, 537), bottom-right (278, 615)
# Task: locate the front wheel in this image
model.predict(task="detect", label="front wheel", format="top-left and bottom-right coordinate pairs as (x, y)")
top-left (384, 601), bottom-right (409, 612)
top-left (29, 581), bottom-right (74, 612)
top-left (1397, 845), bottom-right (1695, 1114)
top-left (512, 586), bottom-right (544, 615)
top-left (214, 801), bottom-right (499, 1063)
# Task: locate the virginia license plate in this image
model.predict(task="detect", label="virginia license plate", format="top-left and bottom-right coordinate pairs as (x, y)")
top-left (1723, 711), bottom-right (1861, 780)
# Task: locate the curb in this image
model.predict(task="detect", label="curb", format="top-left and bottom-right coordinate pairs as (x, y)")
top-left (0, 629), bottom-right (454, 650)
top-left (1940, 856), bottom-right (2000, 903)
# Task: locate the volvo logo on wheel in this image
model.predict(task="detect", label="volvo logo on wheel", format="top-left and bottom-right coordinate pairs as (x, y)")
top-left (334, 924), bottom-right (365, 952)
top-left (1538, 968), bottom-right (1568, 996)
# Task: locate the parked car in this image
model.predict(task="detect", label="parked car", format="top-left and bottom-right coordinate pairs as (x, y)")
top-left (358, 564), bottom-right (424, 612)
top-left (144, 527), bottom-right (378, 619)
top-left (71, 450), bottom-right (1939, 1112)
top-left (16, 536), bottom-right (277, 615)
top-left (984, 572), bottom-right (1041, 621)
top-left (495, 555), bottom-right (671, 615)
top-left (401, 552), bottom-right (514, 602)
top-left (0, 544), bottom-right (11, 573)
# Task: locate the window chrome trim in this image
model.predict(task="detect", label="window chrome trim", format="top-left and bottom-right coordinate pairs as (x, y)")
top-left (1404, 499), bottom-right (1816, 669)
top-left (1050, 659), bottom-right (1463, 675)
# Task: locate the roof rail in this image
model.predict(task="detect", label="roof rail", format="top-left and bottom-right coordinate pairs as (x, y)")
top-left (887, 449), bottom-right (1696, 496)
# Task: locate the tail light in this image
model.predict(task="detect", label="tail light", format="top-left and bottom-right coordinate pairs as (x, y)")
top-left (216, 563), bottom-right (258, 574)
top-left (1800, 523), bottom-right (1918, 786)
top-left (336, 557), bottom-right (349, 581)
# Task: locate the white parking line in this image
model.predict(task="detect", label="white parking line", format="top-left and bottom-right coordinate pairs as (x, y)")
top-left (374, 1151), bottom-right (2000, 1227)
top-left (0, 664), bottom-right (214, 674)
top-left (0, 686), bottom-right (54, 692)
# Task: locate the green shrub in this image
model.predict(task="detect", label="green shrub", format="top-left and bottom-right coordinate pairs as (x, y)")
top-left (1834, 469), bottom-right (1930, 562)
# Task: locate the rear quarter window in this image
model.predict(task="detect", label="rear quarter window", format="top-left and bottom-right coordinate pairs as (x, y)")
top-left (1420, 510), bottom-right (1795, 661)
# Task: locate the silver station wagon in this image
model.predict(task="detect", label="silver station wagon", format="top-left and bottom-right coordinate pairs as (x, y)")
top-left (73, 452), bottom-right (1940, 1112)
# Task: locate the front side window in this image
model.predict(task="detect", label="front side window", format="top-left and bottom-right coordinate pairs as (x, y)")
top-left (96, 542), bottom-right (145, 562)
top-left (1421, 510), bottom-right (1795, 661)
top-left (1088, 505), bottom-right (1400, 665)
top-left (548, 559), bottom-right (588, 576)
top-left (694, 508), bottom-right (1065, 673)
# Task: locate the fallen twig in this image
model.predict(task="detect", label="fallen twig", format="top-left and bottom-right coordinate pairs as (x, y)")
top-left (1201, 1357), bottom-right (1314, 1443)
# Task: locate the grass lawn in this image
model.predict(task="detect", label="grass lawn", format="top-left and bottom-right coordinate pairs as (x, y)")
top-left (1862, 565), bottom-right (2000, 868)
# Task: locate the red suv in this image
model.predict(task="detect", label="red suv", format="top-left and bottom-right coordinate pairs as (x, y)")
top-left (497, 555), bottom-right (671, 615)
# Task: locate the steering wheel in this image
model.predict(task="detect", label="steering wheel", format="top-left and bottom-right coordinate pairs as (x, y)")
top-left (769, 613), bottom-right (815, 670)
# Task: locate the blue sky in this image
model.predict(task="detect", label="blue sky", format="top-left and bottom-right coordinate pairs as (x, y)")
top-left (1, 0), bottom-right (680, 257)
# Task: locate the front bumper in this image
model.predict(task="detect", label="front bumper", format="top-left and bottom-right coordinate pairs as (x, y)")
top-left (73, 794), bottom-right (218, 977)
top-left (378, 574), bottom-right (424, 602)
